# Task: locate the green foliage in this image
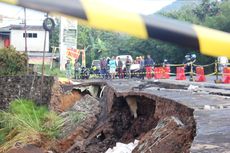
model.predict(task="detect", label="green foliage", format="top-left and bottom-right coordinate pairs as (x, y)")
top-left (0, 99), bottom-right (64, 152)
top-left (0, 47), bottom-right (27, 76)
top-left (193, 0), bottom-right (220, 21)
top-left (36, 64), bottom-right (66, 77)
top-left (76, 0), bottom-right (227, 67)
top-left (49, 18), bottom-right (60, 51)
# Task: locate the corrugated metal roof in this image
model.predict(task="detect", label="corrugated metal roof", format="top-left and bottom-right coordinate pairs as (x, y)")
top-left (0, 25), bottom-right (44, 32)
top-left (0, 26), bottom-right (10, 32)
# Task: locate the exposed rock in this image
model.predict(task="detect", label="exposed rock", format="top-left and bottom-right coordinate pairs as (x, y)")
top-left (55, 94), bottom-right (101, 153)
top-left (0, 75), bottom-right (54, 109)
top-left (133, 116), bottom-right (195, 153)
top-left (49, 78), bottom-right (63, 112)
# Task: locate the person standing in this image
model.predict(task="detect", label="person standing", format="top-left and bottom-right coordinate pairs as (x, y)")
top-left (106, 57), bottom-right (111, 79)
top-left (74, 59), bottom-right (81, 79)
top-left (140, 56), bottom-right (145, 80)
top-left (100, 57), bottom-right (107, 79)
top-left (125, 56), bottom-right (132, 79)
top-left (117, 57), bottom-right (123, 79)
top-left (144, 55), bottom-right (154, 79)
top-left (65, 59), bottom-right (71, 79)
top-left (218, 56), bottom-right (228, 73)
top-left (109, 56), bottom-right (117, 79)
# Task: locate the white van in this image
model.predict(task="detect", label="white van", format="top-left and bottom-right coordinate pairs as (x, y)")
top-left (116, 55), bottom-right (133, 69)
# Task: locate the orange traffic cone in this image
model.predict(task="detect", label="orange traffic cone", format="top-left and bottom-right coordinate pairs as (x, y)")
top-left (163, 66), bottom-right (170, 79)
top-left (196, 66), bottom-right (206, 82)
top-left (154, 67), bottom-right (161, 79)
top-left (176, 67), bottom-right (186, 80)
top-left (222, 67), bottom-right (230, 84)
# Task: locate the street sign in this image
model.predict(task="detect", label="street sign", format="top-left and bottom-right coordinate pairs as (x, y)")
top-left (59, 16), bottom-right (78, 70)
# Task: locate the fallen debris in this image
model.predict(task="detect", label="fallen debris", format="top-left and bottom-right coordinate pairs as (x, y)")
top-left (188, 85), bottom-right (199, 92)
top-left (105, 140), bottom-right (139, 153)
top-left (133, 116), bottom-right (195, 153)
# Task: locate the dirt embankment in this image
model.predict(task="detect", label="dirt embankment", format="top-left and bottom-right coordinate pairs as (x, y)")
top-left (53, 83), bottom-right (196, 153)
top-left (7, 81), bottom-right (196, 153)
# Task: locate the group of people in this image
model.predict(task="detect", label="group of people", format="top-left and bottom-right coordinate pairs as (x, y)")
top-left (65, 54), bottom-right (155, 80)
top-left (99, 54), bottom-right (155, 79)
top-left (65, 59), bottom-right (81, 79)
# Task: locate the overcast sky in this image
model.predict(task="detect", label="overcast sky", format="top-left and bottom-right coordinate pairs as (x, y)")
top-left (0, 0), bottom-right (176, 27)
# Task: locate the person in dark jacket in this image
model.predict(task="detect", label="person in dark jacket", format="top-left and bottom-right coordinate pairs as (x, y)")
top-left (125, 56), bottom-right (132, 78)
top-left (117, 57), bottom-right (123, 79)
top-left (144, 55), bottom-right (154, 79)
top-left (140, 56), bottom-right (145, 80)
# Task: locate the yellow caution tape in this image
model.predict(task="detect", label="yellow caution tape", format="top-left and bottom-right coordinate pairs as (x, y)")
top-left (169, 64), bottom-right (185, 67)
top-left (205, 72), bottom-right (217, 76)
top-left (193, 62), bottom-right (215, 67)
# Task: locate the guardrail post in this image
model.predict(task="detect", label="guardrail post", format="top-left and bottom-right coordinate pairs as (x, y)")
top-left (189, 62), bottom-right (194, 81)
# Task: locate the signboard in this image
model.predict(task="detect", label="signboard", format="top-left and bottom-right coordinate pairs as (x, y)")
top-left (66, 48), bottom-right (81, 60)
top-left (66, 48), bottom-right (85, 67)
top-left (59, 16), bottom-right (78, 70)
top-left (63, 29), bottom-right (77, 47)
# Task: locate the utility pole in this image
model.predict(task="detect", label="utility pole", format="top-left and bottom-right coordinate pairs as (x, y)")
top-left (24, 7), bottom-right (29, 74)
top-left (41, 13), bottom-right (48, 103)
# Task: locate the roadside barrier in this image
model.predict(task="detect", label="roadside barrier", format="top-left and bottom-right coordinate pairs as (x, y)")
top-left (222, 67), bottom-right (230, 84)
top-left (176, 67), bottom-right (186, 80)
top-left (56, 61), bottom-right (230, 84)
top-left (154, 67), bottom-right (163, 79)
top-left (154, 67), bottom-right (170, 79)
top-left (195, 67), bottom-right (206, 82)
top-left (163, 66), bottom-right (170, 79)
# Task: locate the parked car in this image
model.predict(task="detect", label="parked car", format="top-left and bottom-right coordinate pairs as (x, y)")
top-left (130, 63), bottom-right (142, 78)
top-left (91, 60), bottom-right (101, 70)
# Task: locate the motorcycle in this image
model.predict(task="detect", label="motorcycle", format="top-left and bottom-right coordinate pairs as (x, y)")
top-left (80, 67), bottom-right (90, 79)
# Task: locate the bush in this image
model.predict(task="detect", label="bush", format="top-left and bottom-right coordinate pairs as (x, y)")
top-left (0, 47), bottom-right (27, 76)
top-left (0, 99), bottom-right (64, 152)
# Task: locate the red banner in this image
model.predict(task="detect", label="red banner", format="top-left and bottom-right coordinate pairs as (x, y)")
top-left (66, 48), bottom-right (80, 60)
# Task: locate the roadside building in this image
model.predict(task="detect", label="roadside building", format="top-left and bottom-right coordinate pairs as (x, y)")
top-left (0, 25), bottom-right (57, 65)
top-left (0, 25), bottom-right (49, 52)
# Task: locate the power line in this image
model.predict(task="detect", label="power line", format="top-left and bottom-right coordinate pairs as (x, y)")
top-left (13, 8), bottom-right (23, 17)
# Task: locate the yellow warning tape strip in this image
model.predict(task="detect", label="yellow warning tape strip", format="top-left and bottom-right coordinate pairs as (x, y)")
top-left (169, 64), bottom-right (185, 67)
top-left (2, 0), bottom-right (230, 58)
top-left (193, 62), bottom-right (215, 67)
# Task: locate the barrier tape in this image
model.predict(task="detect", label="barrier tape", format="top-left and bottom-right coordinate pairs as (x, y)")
top-left (1, 0), bottom-right (230, 58)
top-left (193, 62), bottom-right (215, 67)
top-left (168, 64), bottom-right (185, 67)
top-left (205, 71), bottom-right (217, 76)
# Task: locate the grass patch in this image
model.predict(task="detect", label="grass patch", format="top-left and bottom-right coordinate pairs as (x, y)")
top-left (36, 64), bottom-right (66, 77)
top-left (0, 99), bottom-right (64, 152)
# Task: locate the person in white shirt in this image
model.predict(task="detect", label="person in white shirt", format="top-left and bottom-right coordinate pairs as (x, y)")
top-left (218, 56), bottom-right (228, 73)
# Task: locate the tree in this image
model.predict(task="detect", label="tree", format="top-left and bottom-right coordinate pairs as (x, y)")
top-left (76, 0), bottom-right (229, 67)
top-left (193, 0), bottom-right (220, 21)
top-left (49, 18), bottom-right (60, 52)
top-left (0, 47), bottom-right (27, 76)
